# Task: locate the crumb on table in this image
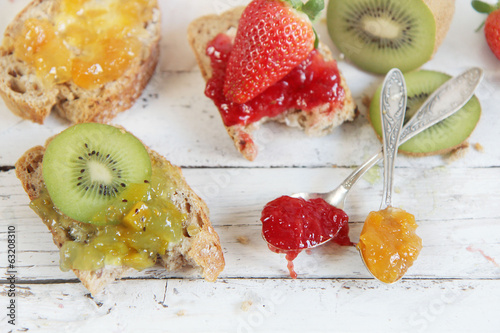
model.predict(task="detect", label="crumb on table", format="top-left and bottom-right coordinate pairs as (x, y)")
top-left (474, 142), bottom-right (484, 152)
top-left (237, 236), bottom-right (249, 245)
top-left (241, 300), bottom-right (253, 312)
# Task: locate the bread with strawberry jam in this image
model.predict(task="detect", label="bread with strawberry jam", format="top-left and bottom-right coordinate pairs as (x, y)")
top-left (188, 2), bottom-right (357, 161)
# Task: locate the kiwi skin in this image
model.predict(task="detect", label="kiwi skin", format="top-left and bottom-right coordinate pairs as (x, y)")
top-left (368, 70), bottom-right (481, 157)
top-left (425, 0), bottom-right (455, 55)
top-left (326, 0), bottom-right (455, 74)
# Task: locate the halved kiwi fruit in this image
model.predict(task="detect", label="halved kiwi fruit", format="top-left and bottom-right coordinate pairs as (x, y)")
top-left (326, 0), bottom-right (454, 74)
top-left (369, 70), bottom-right (481, 156)
top-left (42, 123), bottom-right (152, 224)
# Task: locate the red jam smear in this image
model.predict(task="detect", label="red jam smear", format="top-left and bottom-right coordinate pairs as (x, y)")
top-left (205, 33), bottom-right (345, 127)
top-left (261, 195), bottom-right (351, 278)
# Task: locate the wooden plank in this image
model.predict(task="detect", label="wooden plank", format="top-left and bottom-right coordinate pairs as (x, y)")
top-left (0, 68), bottom-right (498, 168)
top-left (1, 219), bottom-right (500, 281)
top-left (5, 165), bottom-right (499, 224)
top-left (2, 167), bottom-right (499, 281)
top-left (3, 279), bottom-right (500, 332)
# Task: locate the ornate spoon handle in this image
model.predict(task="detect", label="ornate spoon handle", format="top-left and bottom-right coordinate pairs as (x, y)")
top-left (400, 67), bottom-right (484, 143)
top-left (380, 68), bottom-right (406, 209)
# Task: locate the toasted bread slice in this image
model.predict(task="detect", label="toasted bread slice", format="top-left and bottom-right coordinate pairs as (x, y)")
top-left (0, 0), bottom-right (161, 124)
top-left (15, 137), bottom-right (225, 295)
top-left (187, 7), bottom-right (357, 161)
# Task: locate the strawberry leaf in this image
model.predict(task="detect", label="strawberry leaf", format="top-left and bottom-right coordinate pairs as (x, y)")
top-left (475, 19), bottom-right (486, 32)
top-left (284, 0), bottom-right (324, 21)
top-left (302, 0), bottom-right (324, 21)
top-left (472, 0), bottom-right (497, 14)
top-left (287, 0), bottom-right (303, 9)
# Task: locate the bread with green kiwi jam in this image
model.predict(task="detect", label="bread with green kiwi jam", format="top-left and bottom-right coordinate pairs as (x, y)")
top-left (15, 124), bottom-right (225, 295)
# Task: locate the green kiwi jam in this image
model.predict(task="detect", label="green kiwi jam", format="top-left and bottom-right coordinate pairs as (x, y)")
top-left (30, 163), bottom-right (187, 272)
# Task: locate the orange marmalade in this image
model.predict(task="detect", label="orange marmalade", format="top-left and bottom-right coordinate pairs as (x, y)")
top-left (357, 207), bottom-right (422, 283)
top-left (14, 0), bottom-right (156, 88)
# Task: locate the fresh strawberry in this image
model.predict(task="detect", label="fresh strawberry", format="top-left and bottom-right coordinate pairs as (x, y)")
top-left (223, 0), bottom-right (324, 104)
top-left (485, 9), bottom-right (500, 59)
top-left (472, 0), bottom-right (500, 60)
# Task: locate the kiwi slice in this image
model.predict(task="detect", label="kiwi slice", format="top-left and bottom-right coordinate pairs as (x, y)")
top-left (326, 0), bottom-right (437, 74)
top-left (369, 70), bottom-right (481, 156)
top-left (42, 123), bottom-right (152, 224)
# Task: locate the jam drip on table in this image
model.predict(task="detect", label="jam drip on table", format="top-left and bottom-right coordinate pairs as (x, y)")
top-left (205, 33), bottom-right (345, 127)
top-left (261, 196), bottom-right (351, 278)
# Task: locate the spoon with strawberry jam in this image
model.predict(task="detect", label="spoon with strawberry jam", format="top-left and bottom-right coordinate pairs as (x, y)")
top-left (261, 195), bottom-right (350, 278)
top-left (260, 67), bottom-right (483, 279)
top-left (357, 69), bottom-right (421, 284)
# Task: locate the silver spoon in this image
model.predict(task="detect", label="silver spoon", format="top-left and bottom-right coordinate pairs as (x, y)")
top-left (359, 68), bottom-right (406, 284)
top-left (291, 67), bottom-right (484, 211)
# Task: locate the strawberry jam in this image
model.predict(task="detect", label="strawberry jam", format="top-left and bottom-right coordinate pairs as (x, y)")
top-left (205, 34), bottom-right (345, 127)
top-left (261, 195), bottom-right (351, 278)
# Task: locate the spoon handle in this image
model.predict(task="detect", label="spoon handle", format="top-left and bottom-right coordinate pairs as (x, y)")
top-left (340, 67), bottom-right (483, 194)
top-left (380, 69), bottom-right (406, 209)
top-left (399, 67), bottom-right (484, 144)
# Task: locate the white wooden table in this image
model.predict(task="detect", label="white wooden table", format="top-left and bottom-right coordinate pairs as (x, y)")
top-left (1, 0), bottom-right (500, 332)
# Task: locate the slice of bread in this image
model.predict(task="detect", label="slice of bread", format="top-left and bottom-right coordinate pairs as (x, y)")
top-left (0, 0), bottom-right (161, 124)
top-left (15, 137), bottom-right (225, 295)
top-left (187, 7), bottom-right (357, 161)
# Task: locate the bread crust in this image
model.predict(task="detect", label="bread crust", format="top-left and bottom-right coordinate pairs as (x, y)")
top-left (0, 0), bottom-right (161, 124)
top-left (187, 7), bottom-right (357, 161)
top-left (15, 137), bottom-right (225, 295)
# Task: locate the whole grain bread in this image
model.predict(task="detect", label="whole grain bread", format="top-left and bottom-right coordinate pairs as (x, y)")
top-left (15, 137), bottom-right (225, 295)
top-left (0, 0), bottom-right (161, 124)
top-left (187, 7), bottom-right (357, 161)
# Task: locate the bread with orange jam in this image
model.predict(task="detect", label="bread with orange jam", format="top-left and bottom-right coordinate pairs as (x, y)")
top-left (15, 136), bottom-right (225, 295)
top-left (0, 0), bottom-right (161, 124)
top-left (187, 7), bottom-right (357, 161)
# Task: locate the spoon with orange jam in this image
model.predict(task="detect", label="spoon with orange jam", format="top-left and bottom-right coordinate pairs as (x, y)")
top-left (357, 68), bottom-right (421, 284)
top-left (260, 67), bottom-right (483, 278)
